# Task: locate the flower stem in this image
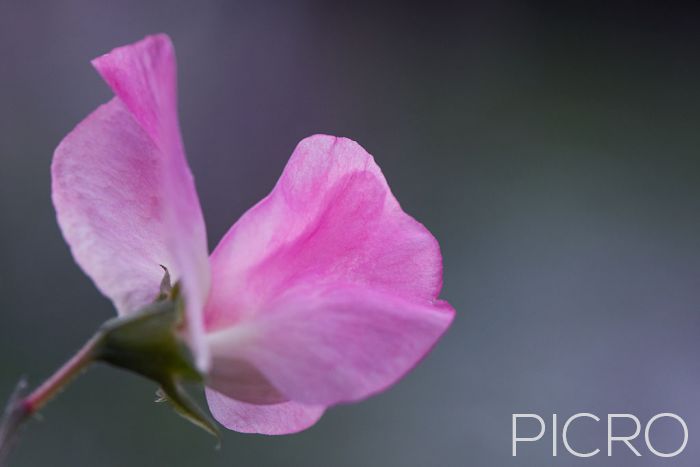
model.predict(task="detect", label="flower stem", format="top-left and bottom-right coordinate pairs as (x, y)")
top-left (0, 295), bottom-right (215, 464)
top-left (22, 333), bottom-right (102, 414)
top-left (0, 332), bottom-right (103, 466)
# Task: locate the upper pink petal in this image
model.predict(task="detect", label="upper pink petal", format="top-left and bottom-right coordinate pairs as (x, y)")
top-left (205, 135), bottom-right (443, 330)
top-left (205, 388), bottom-right (324, 435)
top-left (204, 134), bottom-right (453, 406)
top-left (206, 284), bottom-right (454, 406)
top-left (52, 34), bottom-right (210, 369)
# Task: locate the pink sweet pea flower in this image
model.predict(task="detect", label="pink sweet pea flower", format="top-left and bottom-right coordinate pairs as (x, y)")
top-left (51, 34), bottom-right (454, 435)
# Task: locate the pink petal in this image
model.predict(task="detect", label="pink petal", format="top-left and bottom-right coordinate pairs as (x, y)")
top-left (203, 135), bottom-right (452, 405)
top-left (206, 284), bottom-right (454, 406)
top-left (205, 389), bottom-right (324, 435)
top-left (52, 34), bottom-right (210, 369)
top-left (53, 98), bottom-right (174, 312)
top-left (205, 135), bottom-right (443, 330)
top-left (206, 351), bottom-right (287, 405)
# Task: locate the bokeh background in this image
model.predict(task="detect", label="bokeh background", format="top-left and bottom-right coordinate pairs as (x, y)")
top-left (2, 1), bottom-right (700, 466)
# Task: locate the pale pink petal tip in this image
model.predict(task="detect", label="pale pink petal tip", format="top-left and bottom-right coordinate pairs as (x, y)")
top-left (206, 389), bottom-right (325, 435)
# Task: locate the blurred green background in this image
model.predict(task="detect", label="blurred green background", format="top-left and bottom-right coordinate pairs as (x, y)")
top-left (2, 1), bottom-right (700, 466)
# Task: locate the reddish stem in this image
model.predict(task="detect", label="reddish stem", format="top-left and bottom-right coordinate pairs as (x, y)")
top-left (21, 333), bottom-right (101, 414)
top-left (0, 333), bottom-right (102, 466)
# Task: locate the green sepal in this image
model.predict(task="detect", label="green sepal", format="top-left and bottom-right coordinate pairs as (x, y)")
top-left (92, 294), bottom-right (219, 439)
top-left (156, 380), bottom-right (220, 441)
top-left (97, 298), bottom-right (199, 383)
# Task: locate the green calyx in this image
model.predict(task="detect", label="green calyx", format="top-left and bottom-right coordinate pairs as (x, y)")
top-left (91, 285), bottom-right (219, 439)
